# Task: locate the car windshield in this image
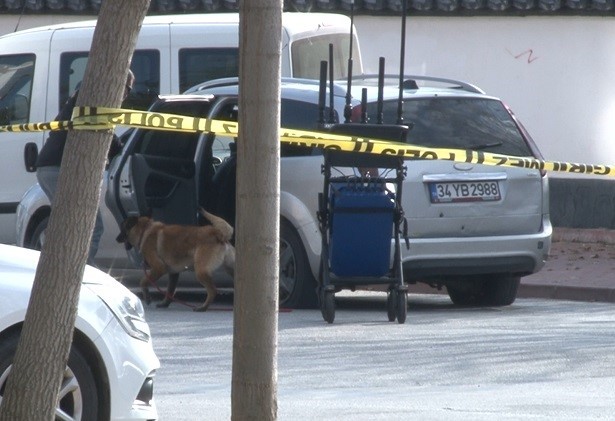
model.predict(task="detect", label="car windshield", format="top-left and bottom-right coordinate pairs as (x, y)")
top-left (369, 97), bottom-right (532, 157)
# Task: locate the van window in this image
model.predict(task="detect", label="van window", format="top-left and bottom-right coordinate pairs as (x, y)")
top-left (291, 34), bottom-right (358, 80)
top-left (0, 54), bottom-right (34, 125)
top-left (59, 50), bottom-right (161, 112)
top-left (179, 48), bottom-right (239, 93)
top-left (127, 50), bottom-right (161, 111)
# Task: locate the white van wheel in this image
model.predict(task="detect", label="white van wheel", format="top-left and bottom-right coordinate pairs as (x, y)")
top-left (29, 216), bottom-right (49, 251)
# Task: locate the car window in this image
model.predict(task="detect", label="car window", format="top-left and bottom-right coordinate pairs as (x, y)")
top-left (209, 102), bottom-right (238, 163)
top-left (131, 100), bottom-right (215, 159)
top-left (203, 97), bottom-right (334, 158)
top-left (370, 97), bottom-right (533, 157)
top-left (280, 98), bottom-right (337, 157)
top-left (0, 54), bottom-right (34, 126)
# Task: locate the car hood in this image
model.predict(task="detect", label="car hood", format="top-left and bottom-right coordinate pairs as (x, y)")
top-left (0, 244), bottom-right (119, 288)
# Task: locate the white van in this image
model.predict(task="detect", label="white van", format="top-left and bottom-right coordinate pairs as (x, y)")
top-left (0, 12), bottom-right (362, 245)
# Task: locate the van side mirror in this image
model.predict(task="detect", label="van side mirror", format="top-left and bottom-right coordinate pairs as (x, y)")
top-left (24, 142), bottom-right (38, 173)
top-left (0, 94), bottom-right (29, 125)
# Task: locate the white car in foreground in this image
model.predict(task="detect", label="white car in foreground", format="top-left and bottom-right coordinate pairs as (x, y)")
top-left (0, 244), bottom-right (159, 420)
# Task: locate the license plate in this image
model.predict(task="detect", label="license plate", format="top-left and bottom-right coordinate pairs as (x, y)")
top-left (429, 180), bottom-right (501, 203)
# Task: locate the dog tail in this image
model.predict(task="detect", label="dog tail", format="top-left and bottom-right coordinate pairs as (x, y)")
top-left (198, 207), bottom-right (234, 242)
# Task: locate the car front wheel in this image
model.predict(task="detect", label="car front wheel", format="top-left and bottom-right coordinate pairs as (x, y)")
top-left (279, 221), bottom-right (319, 309)
top-left (0, 333), bottom-right (101, 421)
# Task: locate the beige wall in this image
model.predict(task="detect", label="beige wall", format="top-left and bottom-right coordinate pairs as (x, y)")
top-left (355, 16), bottom-right (615, 169)
top-left (2, 14), bottom-right (613, 168)
top-left (0, 15), bottom-right (91, 34)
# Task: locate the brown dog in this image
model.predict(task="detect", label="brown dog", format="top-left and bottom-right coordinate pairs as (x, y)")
top-left (115, 208), bottom-right (235, 312)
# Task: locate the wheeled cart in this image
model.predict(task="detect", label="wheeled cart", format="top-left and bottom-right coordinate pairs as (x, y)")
top-left (317, 150), bottom-right (408, 324)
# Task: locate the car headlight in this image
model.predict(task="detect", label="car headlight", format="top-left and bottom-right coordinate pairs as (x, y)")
top-left (87, 283), bottom-right (151, 342)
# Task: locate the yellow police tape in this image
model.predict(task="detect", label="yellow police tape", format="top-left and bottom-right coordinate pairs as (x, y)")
top-left (1, 106), bottom-right (614, 177)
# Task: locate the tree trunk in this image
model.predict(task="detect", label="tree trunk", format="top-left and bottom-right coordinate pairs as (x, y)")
top-left (232, 0), bottom-right (283, 419)
top-left (0, 1), bottom-right (150, 420)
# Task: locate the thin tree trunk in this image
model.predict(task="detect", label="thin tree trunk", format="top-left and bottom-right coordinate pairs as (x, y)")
top-left (232, 0), bottom-right (283, 419)
top-left (0, 1), bottom-right (149, 420)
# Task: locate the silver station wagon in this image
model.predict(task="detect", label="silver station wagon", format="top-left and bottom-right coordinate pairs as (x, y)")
top-left (18, 76), bottom-right (551, 309)
top-left (104, 75), bottom-right (551, 308)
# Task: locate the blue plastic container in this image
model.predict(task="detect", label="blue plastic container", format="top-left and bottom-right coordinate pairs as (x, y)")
top-left (329, 184), bottom-right (395, 278)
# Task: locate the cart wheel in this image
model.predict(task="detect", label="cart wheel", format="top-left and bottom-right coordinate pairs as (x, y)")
top-left (321, 290), bottom-right (335, 324)
top-left (387, 289), bottom-right (397, 322)
top-left (396, 290), bottom-right (408, 324)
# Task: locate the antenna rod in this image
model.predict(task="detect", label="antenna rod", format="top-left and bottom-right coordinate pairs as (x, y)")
top-left (329, 43), bottom-right (335, 124)
top-left (344, 0), bottom-right (355, 123)
top-left (318, 60), bottom-right (328, 126)
top-left (377, 57), bottom-right (385, 125)
top-left (397, 0), bottom-right (407, 125)
top-left (361, 88), bottom-right (368, 124)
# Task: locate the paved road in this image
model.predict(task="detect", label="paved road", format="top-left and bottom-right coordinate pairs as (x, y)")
top-left (146, 293), bottom-right (615, 420)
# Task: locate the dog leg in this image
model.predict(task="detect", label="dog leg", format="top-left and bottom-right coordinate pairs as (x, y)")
top-left (140, 268), bottom-right (164, 305)
top-left (193, 273), bottom-right (217, 312)
top-left (157, 272), bottom-right (180, 308)
top-left (140, 273), bottom-right (153, 305)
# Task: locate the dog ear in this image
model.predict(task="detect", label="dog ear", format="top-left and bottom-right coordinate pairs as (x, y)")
top-left (116, 232), bottom-right (133, 250)
top-left (116, 231), bottom-right (126, 243)
top-left (125, 216), bottom-right (139, 230)
top-left (116, 217), bottom-right (139, 247)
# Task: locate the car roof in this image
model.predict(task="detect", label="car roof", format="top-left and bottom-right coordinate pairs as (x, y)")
top-left (184, 77), bottom-right (350, 101)
top-left (347, 74), bottom-right (502, 102)
top-left (351, 74), bottom-right (485, 93)
top-left (182, 75), bottom-right (497, 106)
top-left (150, 78), bottom-right (355, 118)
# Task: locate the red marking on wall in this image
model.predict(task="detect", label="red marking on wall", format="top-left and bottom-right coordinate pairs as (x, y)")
top-left (506, 48), bottom-right (539, 64)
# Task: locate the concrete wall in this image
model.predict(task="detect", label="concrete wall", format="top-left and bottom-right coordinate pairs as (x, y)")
top-left (0, 14), bottom-right (92, 33)
top-left (3, 14), bottom-right (614, 228)
top-left (3, 14), bottom-right (614, 169)
top-left (354, 16), bottom-right (615, 171)
top-left (549, 177), bottom-right (615, 229)
top-left (353, 16), bottom-right (615, 229)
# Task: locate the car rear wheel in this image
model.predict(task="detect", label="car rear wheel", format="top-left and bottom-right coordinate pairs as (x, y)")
top-left (279, 221), bottom-right (319, 309)
top-left (446, 274), bottom-right (520, 307)
top-left (0, 333), bottom-right (100, 421)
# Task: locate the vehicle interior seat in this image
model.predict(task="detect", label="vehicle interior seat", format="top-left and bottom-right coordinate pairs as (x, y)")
top-left (209, 141), bottom-right (236, 230)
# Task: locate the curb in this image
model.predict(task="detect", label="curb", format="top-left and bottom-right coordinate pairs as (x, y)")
top-left (518, 284), bottom-right (615, 303)
top-left (553, 227), bottom-right (615, 244)
top-left (409, 284), bottom-right (615, 305)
